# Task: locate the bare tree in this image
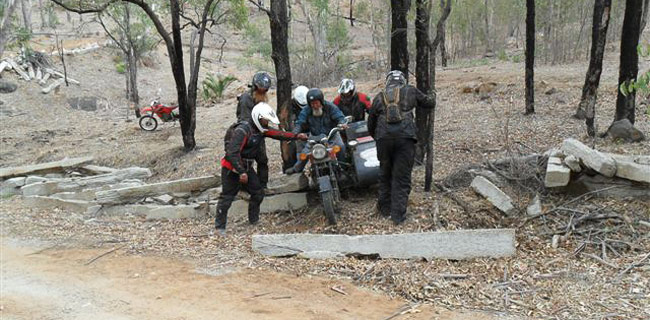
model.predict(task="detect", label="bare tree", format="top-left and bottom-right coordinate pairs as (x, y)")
top-left (524, 0), bottom-right (534, 115)
top-left (574, 0), bottom-right (611, 138)
top-left (390, 0), bottom-right (410, 76)
top-left (613, 0), bottom-right (642, 125)
top-left (0, 0), bottom-right (19, 58)
top-left (21, 0), bottom-right (32, 32)
top-left (52, 0), bottom-right (245, 151)
top-left (415, 0), bottom-right (431, 165)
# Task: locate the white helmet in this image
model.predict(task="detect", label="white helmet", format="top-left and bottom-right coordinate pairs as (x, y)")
top-left (251, 102), bottom-right (280, 132)
top-left (292, 85), bottom-right (309, 108)
top-left (337, 78), bottom-right (355, 95)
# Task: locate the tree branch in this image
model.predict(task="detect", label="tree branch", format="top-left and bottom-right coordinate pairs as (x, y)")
top-left (248, 0), bottom-right (271, 15)
top-left (50, 0), bottom-right (117, 14)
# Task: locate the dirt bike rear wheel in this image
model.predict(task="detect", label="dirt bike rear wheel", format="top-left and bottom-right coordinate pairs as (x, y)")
top-left (139, 115), bottom-right (158, 131)
top-left (321, 190), bottom-right (337, 225)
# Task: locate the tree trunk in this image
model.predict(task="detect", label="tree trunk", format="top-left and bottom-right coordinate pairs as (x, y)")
top-left (349, 0), bottom-right (354, 26)
top-left (38, 0), bottom-right (46, 29)
top-left (268, 0), bottom-right (295, 170)
top-left (168, 0), bottom-right (193, 150)
top-left (415, 0), bottom-right (431, 165)
top-left (640, 0), bottom-right (649, 32)
top-left (525, 0), bottom-right (535, 115)
top-left (0, 0), bottom-right (19, 58)
top-left (483, 0), bottom-right (491, 54)
top-left (614, 0), bottom-right (642, 125)
top-left (126, 49), bottom-right (139, 105)
top-left (390, 0), bottom-right (410, 77)
top-left (21, 0), bottom-right (32, 33)
top-left (574, 0), bottom-right (611, 139)
top-left (439, 0), bottom-right (448, 67)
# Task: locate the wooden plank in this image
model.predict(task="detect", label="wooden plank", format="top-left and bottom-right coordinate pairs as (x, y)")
top-left (253, 229), bottom-right (516, 260)
top-left (0, 157), bottom-right (94, 180)
top-left (95, 175), bottom-right (221, 205)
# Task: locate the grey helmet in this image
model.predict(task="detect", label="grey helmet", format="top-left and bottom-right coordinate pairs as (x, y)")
top-left (251, 71), bottom-right (272, 91)
top-left (385, 70), bottom-right (406, 87)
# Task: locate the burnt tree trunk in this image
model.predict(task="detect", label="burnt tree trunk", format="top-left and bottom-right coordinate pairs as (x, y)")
top-left (575, 0), bottom-right (611, 138)
top-left (391, 0), bottom-right (410, 77)
top-left (439, 0), bottom-right (448, 67)
top-left (267, 0), bottom-right (295, 170)
top-left (349, 0), bottom-right (354, 26)
top-left (415, 0), bottom-right (431, 165)
top-left (0, 0), bottom-right (19, 58)
top-left (525, 0), bottom-right (535, 115)
top-left (614, 0), bottom-right (642, 125)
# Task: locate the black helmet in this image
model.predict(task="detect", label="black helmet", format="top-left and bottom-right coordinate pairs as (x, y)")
top-left (251, 71), bottom-right (272, 91)
top-left (385, 70), bottom-right (406, 87)
top-left (306, 88), bottom-right (324, 106)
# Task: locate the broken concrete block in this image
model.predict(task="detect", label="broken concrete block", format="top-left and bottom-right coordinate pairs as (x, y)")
top-left (23, 196), bottom-right (95, 212)
top-left (266, 173), bottom-right (310, 195)
top-left (606, 153), bottom-right (650, 166)
top-left (526, 194), bottom-right (542, 216)
top-left (563, 155), bottom-right (582, 172)
top-left (154, 194), bottom-right (174, 205)
top-left (96, 175), bottom-right (220, 205)
top-left (224, 193), bottom-right (308, 218)
top-left (471, 176), bottom-right (516, 215)
top-left (561, 138), bottom-right (616, 177)
top-left (252, 229), bottom-right (516, 260)
top-left (612, 158), bottom-right (650, 184)
top-left (0, 156), bottom-right (94, 179)
top-left (545, 157), bottom-right (571, 187)
top-left (51, 190), bottom-right (96, 201)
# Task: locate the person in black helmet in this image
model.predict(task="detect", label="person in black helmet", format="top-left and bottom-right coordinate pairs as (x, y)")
top-left (285, 88), bottom-right (348, 174)
top-left (367, 70), bottom-right (435, 225)
top-left (236, 71), bottom-right (273, 189)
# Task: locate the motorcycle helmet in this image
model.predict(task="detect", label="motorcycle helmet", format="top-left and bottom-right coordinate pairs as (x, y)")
top-left (251, 102), bottom-right (280, 132)
top-left (251, 71), bottom-right (272, 91)
top-left (385, 70), bottom-right (406, 87)
top-left (337, 78), bottom-right (356, 102)
top-left (292, 85), bottom-right (309, 109)
top-left (306, 88), bottom-right (325, 107)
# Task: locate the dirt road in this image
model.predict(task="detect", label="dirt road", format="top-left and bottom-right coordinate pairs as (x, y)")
top-left (1, 238), bottom-right (502, 320)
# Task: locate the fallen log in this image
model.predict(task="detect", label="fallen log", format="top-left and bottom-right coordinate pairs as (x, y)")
top-left (0, 156), bottom-right (93, 180)
top-left (95, 175), bottom-right (221, 205)
top-left (252, 229), bottom-right (516, 260)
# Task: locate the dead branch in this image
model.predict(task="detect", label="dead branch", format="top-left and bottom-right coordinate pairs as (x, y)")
top-left (433, 182), bottom-right (472, 213)
top-left (84, 243), bottom-right (128, 266)
top-left (615, 253), bottom-right (650, 280)
top-left (582, 253), bottom-right (618, 269)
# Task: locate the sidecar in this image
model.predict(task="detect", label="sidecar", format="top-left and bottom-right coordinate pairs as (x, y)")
top-left (342, 120), bottom-right (379, 187)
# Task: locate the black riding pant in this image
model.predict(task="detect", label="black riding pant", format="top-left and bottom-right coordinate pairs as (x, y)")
top-left (376, 138), bottom-right (415, 223)
top-left (256, 139), bottom-right (269, 189)
top-left (215, 165), bottom-right (264, 229)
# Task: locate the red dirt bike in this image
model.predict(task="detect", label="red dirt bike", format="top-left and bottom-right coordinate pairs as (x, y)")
top-left (137, 99), bottom-right (179, 131)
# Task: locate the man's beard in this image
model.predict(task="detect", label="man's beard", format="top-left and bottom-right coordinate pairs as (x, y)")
top-left (312, 107), bottom-right (323, 117)
top-left (253, 91), bottom-right (268, 104)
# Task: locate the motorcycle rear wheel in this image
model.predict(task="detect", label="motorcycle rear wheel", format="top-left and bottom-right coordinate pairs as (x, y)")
top-left (139, 115), bottom-right (158, 131)
top-left (321, 190), bottom-right (337, 225)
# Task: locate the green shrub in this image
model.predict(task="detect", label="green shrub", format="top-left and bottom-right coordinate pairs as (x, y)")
top-left (202, 74), bottom-right (238, 102)
top-left (115, 62), bottom-right (126, 74)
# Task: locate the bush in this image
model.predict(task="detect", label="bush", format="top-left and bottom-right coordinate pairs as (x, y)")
top-left (115, 62), bottom-right (126, 74)
top-left (201, 74), bottom-right (238, 102)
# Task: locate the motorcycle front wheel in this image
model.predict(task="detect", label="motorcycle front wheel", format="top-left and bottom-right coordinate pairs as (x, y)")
top-left (321, 190), bottom-right (337, 225)
top-left (139, 115), bottom-right (158, 131)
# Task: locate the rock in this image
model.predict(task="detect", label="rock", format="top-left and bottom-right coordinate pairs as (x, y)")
top-left (606, 153), bottom-right (650, 166)
top-left (544, 157), bottom-right (571, 188)
top-left (563, 155), bottom-right (582, 172)
top-left (252, 229), bottom-right (516, 260)
top-left (44, 173), bottom-right (65, 179)
top-left (79, 165), bottom-right (118, 175)
top-left (67, 97), bottom-right (99, 111)
top-left (613, 158), bottom-right (650, 184)
top-left (223, 193), bottom-right (308, 219)
top-left (145, 204), bottom-right (202, 220)
top-left (154, 194), bottom-right (174, 205)
top-left (0, 156), bottom-right (94, 180)
top-left (51, 190), bottom-right (96, 201)
top-left (21, 168), bottom-right (151, 196)
top-left (543, 148), bottom-right (565, 158)
top-left (561, 138), bottom-right (616, 177)
top-left (471, 176), bottom-right (516, 215)
top-left (545, 87), bottom-right (558, 95)
top-left (552, 235), bottom-right (561, 249)
top-left (266, 173), bottom-right (310, 195)
top-left (195, 187), bottom-right (221, 202)
top-left (92, 204), bottom-right (203, 220)
top-left (606, 119), bottom-right (645, 142)
top-left (25, 176), bottom-right (50, 185)
top-left (21, 182), bottom-right (60, 196)
top-left (526, 194), bottom-right (542, 216)
top-left (566, 174), bottom-right (650, 199)
top-left (96, 175), bottom-right (221, 205)
top-left (171, 192), bottom-right (192, 199)
top-left (0, 79), bottom-right (17, 93)
top-left (23, 196), bottom-right (95, 212)
top-left (3, 177), bottom-right (26, 188)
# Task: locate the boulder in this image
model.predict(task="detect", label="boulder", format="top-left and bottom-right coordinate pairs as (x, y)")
top-left (266, 173), bottom-right (310, 194)
top-left (606, 119), bottom-right (645, 142)
top-left (0, 79), bottom-right (17, 94)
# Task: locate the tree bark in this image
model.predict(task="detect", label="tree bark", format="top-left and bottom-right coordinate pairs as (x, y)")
top-left (640, 0), bottom-right (649, 32)
top-left (415, 0), bottom-right (431, 165)
top-left (0, 0), bottom-right (19, 58)
top-left (390, 0), bottom-right (410, 77)
top-left (268, 0), bottom-right (295, 170)
top-left (525, 0), bottom-right (535, 115)
top-left (21, 0), bottom-right (32, 33)
top-left (614, 0), bottom-right (642, 125)
top-left (483, 0), bottom-right (491, 54)
top-left (168, 0), bottom-right (193, 150)
top-left (439, 0), bottom-right (448, 67)
top-left (38, 0), bottom-right (46, 29)
top-left (574, 0), bottom-right (611, 138)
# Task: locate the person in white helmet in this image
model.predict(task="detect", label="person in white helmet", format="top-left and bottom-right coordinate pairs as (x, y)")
top-left (216, 102), bottom-right (307, 234)
top-left (333, 78), bottom-right (372, 122)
